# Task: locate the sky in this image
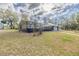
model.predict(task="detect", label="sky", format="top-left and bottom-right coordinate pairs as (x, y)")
top-left (0, 3), bottom-right (79, 24)
top-left (42, 4), bottom-right (55, 11)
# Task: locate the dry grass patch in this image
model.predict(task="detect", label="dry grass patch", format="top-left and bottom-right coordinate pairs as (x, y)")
top-left (0, 30), bottom-right (79, 55)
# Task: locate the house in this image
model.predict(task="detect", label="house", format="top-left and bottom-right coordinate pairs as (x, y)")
top-left (19, 19), bottom-right (59, 32)
top-left (19, 20), bottom-right (42, 32)
top-left (43, 23), bottom-right (59, 31)
top-left (0, 22), bottom-right (4, 29)
top-left (0, 19), bottom-right (4, 29)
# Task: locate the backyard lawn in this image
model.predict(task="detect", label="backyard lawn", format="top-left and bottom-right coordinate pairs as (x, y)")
top-left (0, 30), bottom-right (79, 56)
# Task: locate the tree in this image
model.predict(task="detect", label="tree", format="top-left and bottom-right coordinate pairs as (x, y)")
top-left (4, 9), bottom-right (18, 29)
top-left (19, 9), bottom-right (29, 32)
top-left (33, 15), bottom-right (43, 36)
top-left (0, 9), bottom-right (7, 29)
top-left (37, 16), bottom-right (43, 35)
top-left (61, 13), bottom-right (79, 30)
top-left (75, 13), bottom-right (79, 30)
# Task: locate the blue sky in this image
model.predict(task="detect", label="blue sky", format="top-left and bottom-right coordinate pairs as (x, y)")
top-left (10, 3), bottom-right (79, 24)
top-left (0, 3), bottom-right (79, 22)
top-left (48, 4), bottom-right (79, 20)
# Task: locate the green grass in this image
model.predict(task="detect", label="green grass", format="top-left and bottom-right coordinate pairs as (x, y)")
top-left (61, 34), bottom-right (74, 42)
top-left (0, 30), bottom-right (79, 56)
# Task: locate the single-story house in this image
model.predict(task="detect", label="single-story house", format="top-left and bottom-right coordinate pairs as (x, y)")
top-left (0, 19), bottom-right (4, 29)
top-left (19, 20), bottom-right (60, 32)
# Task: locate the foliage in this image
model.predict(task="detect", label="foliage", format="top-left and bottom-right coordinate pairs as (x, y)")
top-left (0, 9), bottom-right (18, 29)
top-left (61, 12), bottom-right (79, 30)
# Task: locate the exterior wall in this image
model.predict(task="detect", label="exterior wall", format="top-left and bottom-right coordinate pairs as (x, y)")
top-left (54, 26), bottom-right (58, 31)
top-left (0, 19), bottom-right (3, 29)
top-left (0, 22), bottom-right (4, 29)
top-left (19, 20), bottom-right (60, 32)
